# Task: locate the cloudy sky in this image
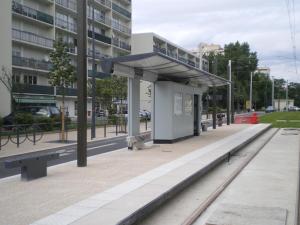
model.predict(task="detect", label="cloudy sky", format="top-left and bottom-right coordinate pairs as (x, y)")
top-left (132, 0), bottom-right (299, 82)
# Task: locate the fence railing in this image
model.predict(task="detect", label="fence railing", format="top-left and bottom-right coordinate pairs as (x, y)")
top-left (0, 118), bottom-right (150, 150)
top-left (12, 1), bottom-right (54, 25)
top-left (12, 28), bottom-right (54, 49)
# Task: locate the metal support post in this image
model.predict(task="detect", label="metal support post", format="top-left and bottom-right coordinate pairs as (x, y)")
top-left (286, 80), bottom-right (289, 110)
top-left (272, 76), bottom-right (274, 109)
top-left (212, 85), bottom-right (217, 129)
top-left (91, 0), bottom-right (96, 139)
top-left (250, 72), bottom-right (253, 111)
top-left (77, 0), bottom-right (87, 167)
top-left (227, 60), bottom-right (231, 125)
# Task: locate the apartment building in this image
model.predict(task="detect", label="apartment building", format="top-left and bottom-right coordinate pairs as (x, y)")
top-left (131, 33), bottom-right (210, 111)
top-left (0, 0), bottom-right (132, 117)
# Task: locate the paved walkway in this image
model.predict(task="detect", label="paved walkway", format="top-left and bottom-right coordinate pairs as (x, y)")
top-left (0, 122), bottom-right (150, 158)
top-left (0, 124), bottom-right (250, 225)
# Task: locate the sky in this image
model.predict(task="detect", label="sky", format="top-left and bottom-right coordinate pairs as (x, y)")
top-left (132, 0), bottom-right (300, 82)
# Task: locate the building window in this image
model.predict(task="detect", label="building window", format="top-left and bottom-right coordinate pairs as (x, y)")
top-left (12, 74), bottom-right (21, 83)
top-left (74, 101), bottom-right (77, 116)
top-left (24, 75), bottom-right (37, 85)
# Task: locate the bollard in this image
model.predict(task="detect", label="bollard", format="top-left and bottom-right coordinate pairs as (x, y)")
top-left (115, 121), bottom-right (118, 136)
top-left (17, 125), bottom-right (20, 148)
top-left (145, 119), bottom-right (147, 131)
top-left (33, 124), bottom-right (36, 145)
top-left (0, 127), bottom-right (2, 150)
top-left (104, 123), bottom-right (107, 137)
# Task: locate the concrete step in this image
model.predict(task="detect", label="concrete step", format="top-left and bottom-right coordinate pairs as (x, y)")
top-left (31, 124), bottom-right (271, 225)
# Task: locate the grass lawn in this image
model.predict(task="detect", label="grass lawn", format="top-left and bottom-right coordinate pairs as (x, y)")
top-left (259, 111), bottom-right (300, 128)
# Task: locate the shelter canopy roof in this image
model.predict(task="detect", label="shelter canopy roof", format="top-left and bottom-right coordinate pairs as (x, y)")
top-left (101, 52), bottom-right (229, 87)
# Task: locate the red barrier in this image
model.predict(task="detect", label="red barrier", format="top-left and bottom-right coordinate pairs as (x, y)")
top-left (235, 113), bottom-right (258, 124)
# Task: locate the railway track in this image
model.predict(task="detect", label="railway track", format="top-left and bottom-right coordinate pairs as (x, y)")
top-left (136, 128), bottom-right (280, 225)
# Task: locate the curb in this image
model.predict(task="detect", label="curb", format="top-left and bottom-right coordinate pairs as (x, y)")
top-left (116, 124), bottom-right (271, 225)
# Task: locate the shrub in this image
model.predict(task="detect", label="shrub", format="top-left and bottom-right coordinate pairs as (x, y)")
top-left (34, 117), bottom-right (54, 131)
top-left (14, 113), bottom-right (34, 125)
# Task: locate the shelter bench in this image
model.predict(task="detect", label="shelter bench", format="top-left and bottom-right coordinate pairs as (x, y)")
top-left (4, 152), bottom-right (59, 181)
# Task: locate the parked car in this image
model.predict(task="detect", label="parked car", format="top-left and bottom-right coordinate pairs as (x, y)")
top-left (142, 110), bottom-right (151, 120)
top-left (265, 106), bottom-right (275, 113)
top-left (97, 109), bottom-right (106, 117)
top-left (3, 106), bottom-right (60, 125)
top-left (139, 110), bottom-right (147, 118)
top-left (288, 106), bottom-right (299, 111)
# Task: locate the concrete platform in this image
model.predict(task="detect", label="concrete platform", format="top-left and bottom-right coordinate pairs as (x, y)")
top-left (25, 124), bottom-right (271, 225)
top-left (195, 128), bottom-right (300, 225)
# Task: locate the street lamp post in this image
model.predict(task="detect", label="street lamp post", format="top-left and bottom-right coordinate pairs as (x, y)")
top-left (286, 80), bottom-right (289, 111)
top-left (249, 72), bottom-right (253, 111)
top-left (271, 76), bottom-right (274, 109)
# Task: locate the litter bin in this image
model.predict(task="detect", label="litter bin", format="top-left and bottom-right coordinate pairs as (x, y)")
top-left (217, 113), bottom-right (223, 126)
top-left (201, 122), bottom-right (208, 132)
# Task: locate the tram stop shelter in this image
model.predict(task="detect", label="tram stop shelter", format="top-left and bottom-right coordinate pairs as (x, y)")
top-left (101, 52), bottom-right (229, 144)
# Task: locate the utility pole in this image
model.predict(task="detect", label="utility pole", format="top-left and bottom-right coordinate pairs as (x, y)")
top-left (227, 60), bottom-right (231, 125)
top-left (271, 76), bottom-right (274, 109)
top-left (286, 80), bottom-right (289, 111)
top-left (77, 0), bottom-right (87, 167)
top-left (229, 60), bottom-right (234, 123)
top-left (91, 0), bottom-right (96, 139)
top-left (212, 57), bottom-right (217, 129)
top-left (249, 72), bottom-right (253, 111)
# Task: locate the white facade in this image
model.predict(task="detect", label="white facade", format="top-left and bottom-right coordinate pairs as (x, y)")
top-left (255, 67), bottom-right (271, 76)
top-left (274, 99), bottom-right (294, 111)
top-left (0, 0), bottom-right (132, 117)
top-left (154, 81), bottom-right (203, 142)
top-left (0, 1), bottom-right (12, 117)
top-left (132, 33), bottom-right (209, 113)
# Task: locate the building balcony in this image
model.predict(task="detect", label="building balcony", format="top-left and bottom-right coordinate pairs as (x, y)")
top-left (187, 60), bottom-right (196, 67)
top-left (166, 50), bottom-right (177, 59)
top-left (55, 17), bottom-right (77, 33)
top-left (112, 3), bottom-right (131, 19)
top-left (88, 30), bottom-right (111, 45)
top-left (88, 12), bottom-right (111, 27)
top-left (55, 0), bottom-right (77, 12)
top-left (88, 49), bottom-right (109, 60)
top-left (88, 70), bottom-right (110, 79)
top-left (153, 46), bottom-right (166, 55)
top-left (118, 0), bottom-right (131, 5)
top-left (12, 29), bottom-right (54, 49)
top-left (12, 1), bottom-right (54, 25)
top-left (13, 84), bottom-right (54, 95)
top-left (112, 22), bottom-right (131, 35)
top-left (95, 0), bottom-right (112, 9)
top-left (112, 38), bottom-right (131, 51)
top-left (13, 84), bottom-right (77, 97)
top-left (56, 87), bottom-right (77, 96)
top-left (12, 56), bottom-right (52, 71)
top-left (178, 56), bottom-right (187, 64)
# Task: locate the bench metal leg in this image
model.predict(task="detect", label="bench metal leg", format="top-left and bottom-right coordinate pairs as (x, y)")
top-left (21, 161), bottom-right (47, 181)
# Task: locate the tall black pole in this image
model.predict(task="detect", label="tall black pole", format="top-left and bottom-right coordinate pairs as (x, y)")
top-left (227, 60), bottom-right (231, 125)
top-left (77, 0), bottom-right (87, 167)
top-left (91, 0), bottom-right (96, 139)
top-left (212, 57), bottom-right (217, 129)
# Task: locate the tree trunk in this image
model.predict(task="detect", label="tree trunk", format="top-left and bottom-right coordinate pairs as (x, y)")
top-left (61, 88), bottom-right (65, 142)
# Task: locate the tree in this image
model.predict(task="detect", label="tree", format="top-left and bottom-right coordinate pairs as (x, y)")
top-left (94, 75), bottom-right (127, 115)
top-left (49, 39), bottom-right (75, 142)
top-left (0, 67), bottom-right (19, 112)
top-left (206, 41), bottom-right (258, 111)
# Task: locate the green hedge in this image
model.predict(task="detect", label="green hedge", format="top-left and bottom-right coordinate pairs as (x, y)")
top-left (15, 113), bottom-right (34, 125)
